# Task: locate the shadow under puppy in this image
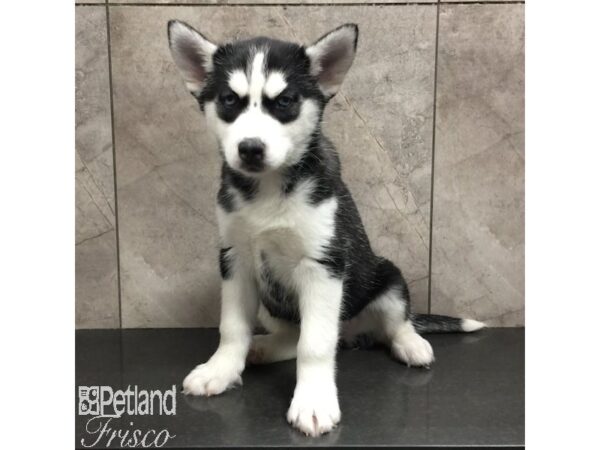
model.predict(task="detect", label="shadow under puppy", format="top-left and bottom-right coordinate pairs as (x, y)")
top-left (167, 20), bottom-right (485, 437)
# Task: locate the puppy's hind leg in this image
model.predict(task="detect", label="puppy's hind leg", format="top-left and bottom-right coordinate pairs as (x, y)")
top-left (247, 305), bottom-right (299, 365)
top-left (365, 260), bottom-right (434, 367)
top-left (366, 288), bottom-right (434, 367)
top-left (390, 318), bottom-right (435, 368)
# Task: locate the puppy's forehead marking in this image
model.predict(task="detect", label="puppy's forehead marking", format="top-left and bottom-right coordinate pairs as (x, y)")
top-left (249, 52), bottom-right (266, 106)
top-left (228, 70), bottom-right (249, 97)
top-left (264, 72), bottom-right (287, 99)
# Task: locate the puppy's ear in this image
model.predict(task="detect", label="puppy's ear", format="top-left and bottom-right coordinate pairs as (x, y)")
top-left (168, 20), bottom-right (217, 94)
top-left (306, 24), bottom-right (358, 97)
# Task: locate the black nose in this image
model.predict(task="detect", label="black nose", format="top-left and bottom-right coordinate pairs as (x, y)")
top-left (238, 138), bottom-right (265, 169)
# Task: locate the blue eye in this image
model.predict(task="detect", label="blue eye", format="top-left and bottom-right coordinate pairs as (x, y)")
top-left (276, 95), bottom-right (294, 109)
top-left (221, 93), bottom-right (238, 107)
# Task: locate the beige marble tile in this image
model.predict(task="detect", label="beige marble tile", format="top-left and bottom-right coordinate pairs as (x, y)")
top-left (110, 6), bottom-right (292, 328)
top-left (76, 6), bottom-right (120, 328)
top-left (431, 4), bottom-right (524, 326)
top-left (110, 4), bottom-right (436, 327)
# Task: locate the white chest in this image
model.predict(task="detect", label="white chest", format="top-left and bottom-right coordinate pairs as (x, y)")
top-left (217, 180), bottom-right (338, 277)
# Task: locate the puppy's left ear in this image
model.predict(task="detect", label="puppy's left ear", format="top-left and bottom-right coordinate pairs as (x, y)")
top-left (168, 20), bottom-right (217, 94)
top-left (306, 24), bottom-right (358, 98)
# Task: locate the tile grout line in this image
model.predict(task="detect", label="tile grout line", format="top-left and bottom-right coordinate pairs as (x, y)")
top-left (104, 0), bottom-right (123, 329)
top-left (76, 1), bottom-right (525, 7)
top-left (85, 2), bottom-right (439, 5)
top-left (427, 0), bottom-right (441, 315)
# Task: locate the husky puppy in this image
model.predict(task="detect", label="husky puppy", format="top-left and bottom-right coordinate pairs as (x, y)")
top-left (168, 21), bottom-right (485, 437)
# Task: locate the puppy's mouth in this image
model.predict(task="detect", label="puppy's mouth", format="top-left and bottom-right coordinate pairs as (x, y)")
top-left (240, 161), bottom-right (266, 173)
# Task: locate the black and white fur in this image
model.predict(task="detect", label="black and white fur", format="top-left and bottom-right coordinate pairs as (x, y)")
top-left (168, 21), bottom-right (485, 437)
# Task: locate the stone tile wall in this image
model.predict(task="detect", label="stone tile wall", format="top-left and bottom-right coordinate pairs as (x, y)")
top-left (75, 0), bottom-right (524, 328)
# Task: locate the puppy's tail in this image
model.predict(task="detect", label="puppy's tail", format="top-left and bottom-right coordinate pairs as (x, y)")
top-left (410, 313), bottom-right (486, 334)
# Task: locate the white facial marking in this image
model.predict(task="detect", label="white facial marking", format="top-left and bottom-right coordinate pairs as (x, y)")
top-left (264, 71), bottom-right (287, 99)
top-left (228, 70), bottom-right (249, 97)
top-left (249, 52), bottom-right (266, 106)
top-left (203, 50), bottom-right (321, 174)
top-left (205, 95), bottom-right (320, 174)
top-left (282, 99), bottom-right (320, 165)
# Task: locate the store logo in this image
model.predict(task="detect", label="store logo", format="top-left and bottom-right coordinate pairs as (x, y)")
top-left (78, 385), bottom-right (177, 448)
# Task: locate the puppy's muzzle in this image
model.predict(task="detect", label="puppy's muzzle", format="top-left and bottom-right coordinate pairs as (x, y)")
top-left (238, 138), bottom-right (265, 172)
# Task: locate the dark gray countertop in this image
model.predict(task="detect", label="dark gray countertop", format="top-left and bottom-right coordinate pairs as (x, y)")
top-left (76, 328), bottom-right (524, 449)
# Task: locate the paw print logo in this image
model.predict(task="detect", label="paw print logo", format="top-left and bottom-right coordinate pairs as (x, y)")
top-left (78, 386), bottom-right (99, 415)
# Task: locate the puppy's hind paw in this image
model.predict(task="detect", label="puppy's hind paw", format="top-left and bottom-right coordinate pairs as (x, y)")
top-left (392, 332), bottom-right (435, 368)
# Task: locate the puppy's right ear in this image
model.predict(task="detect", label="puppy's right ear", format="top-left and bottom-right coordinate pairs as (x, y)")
top-left (167, 20), bottom-right (217, 94)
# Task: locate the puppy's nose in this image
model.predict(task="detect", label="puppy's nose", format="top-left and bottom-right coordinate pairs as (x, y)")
top-left (238, 138), bottom-right (265, 167)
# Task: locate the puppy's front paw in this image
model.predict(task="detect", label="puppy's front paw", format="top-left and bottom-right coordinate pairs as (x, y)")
top-left (182, 361), bottom-right (242, 397)
top-left (287, 382), bottom-right (341, 437)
